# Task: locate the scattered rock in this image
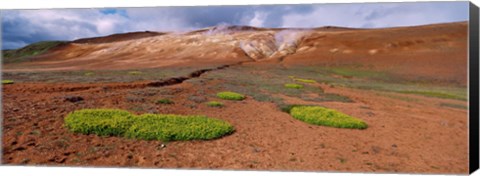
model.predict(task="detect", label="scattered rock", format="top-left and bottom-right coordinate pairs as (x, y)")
top-left (252, 147), bottom-right (262, 153)
top-left (371, 146), bottom-right (382, 154)
top-left (366, 112), bottom-right (375, 117)
top-left (64, 96), bottom-right (84, 103)
top-left (48, 156), bottom-right (67, 163)
top-left (13, 146), bottom-right (26, 151)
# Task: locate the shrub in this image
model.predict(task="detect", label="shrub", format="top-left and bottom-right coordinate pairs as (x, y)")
top-left (156, 98), bottom-right (174, 104)
top-left (289, 106), bottom-right (368, 129)
top-left (2, 80), bottom-right (14, 84)
top-left (216, 91), bottom-right (245, 100)
top-left (84, 72), bottom-right (95, 76)
top-left (294, 78), bottom-right (316, 83)
top-left (125, 114), bottom-right (234, 141)
top-left (64, 109), bottom-right (134, 136)
top-left (284, 83), bottom-right (304, 89)
top-left (64, 109), bottom-right (234, 141)
top-left (207, 101), bottom-right (224, 107)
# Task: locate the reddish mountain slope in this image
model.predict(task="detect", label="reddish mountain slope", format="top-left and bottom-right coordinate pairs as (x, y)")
top-left (3, 22), bottom-right (468, 85)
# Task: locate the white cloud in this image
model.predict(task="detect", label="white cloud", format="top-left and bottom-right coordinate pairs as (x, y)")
top-left (2, 9), bottom-right (129, 42)
top-left (248, 11), bottom-right (268, 27)
top-left (280, 2), bottom-right (468, 28)
top-left (1, 2), bottom-right (468, 49)
top-left (124, 8), bottom-right (192, 32)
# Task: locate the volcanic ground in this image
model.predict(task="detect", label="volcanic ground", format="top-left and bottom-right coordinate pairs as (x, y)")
top-left (1, 21), bottom-right (469, 173)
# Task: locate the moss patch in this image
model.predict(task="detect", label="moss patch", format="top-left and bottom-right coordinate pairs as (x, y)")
top-left (64, 109), bottom-right (134, 136)
top-left (294, 78), bottom-right (316, 83)
top-left (217, 91), bottom-right (245, 100)
top-left (207, 101), bottom-right (224, 107)
top-left (289, 106), bottom-right (368, 129)
top-left (2, 80), bottom-right (14, 84)
top-left (125, 114), bottom-right (234, 141)
top-left (156, 98), bottom-right (174, 104)
top-left (64, 109), bottom-right (234, 141)
top-left (284, 83), bottom-right (304, 89)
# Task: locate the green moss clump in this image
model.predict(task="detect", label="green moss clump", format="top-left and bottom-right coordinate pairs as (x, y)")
top-left (125, 114), bottom-right (234, 141)
top-left (2, 80), bottom-right (14, 84)
top-left (284, 83), bottom-right (304, 89)
top-left (294, 78), bottom-right (316, 83)
top-left (156, 98), bottom-right (174, 104)
top-left (207, 101), bottom-right (224, 107)
top-left (289, 106), bottom-right (368, 129)
top-left (84, 72), bottom-right (95, 76)
top-left (64, 109), bottom-right (134, 136)
top-left (216, 91), bottom-right (245, 100)
top-left (64, 109), bottom-right (234, 141)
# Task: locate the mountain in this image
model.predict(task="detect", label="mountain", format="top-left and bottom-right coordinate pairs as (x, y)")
top-left (2, 21), bottom-right (468, 85)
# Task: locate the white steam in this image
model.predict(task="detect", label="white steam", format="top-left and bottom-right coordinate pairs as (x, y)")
top-left (238, 29), bottom-right (311, 60)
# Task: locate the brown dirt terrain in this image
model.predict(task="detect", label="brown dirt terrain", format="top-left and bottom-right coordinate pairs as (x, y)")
top-left (1, 21), bottom-right (469, 174)
top-left (1, 76), bottom-right (468, 173)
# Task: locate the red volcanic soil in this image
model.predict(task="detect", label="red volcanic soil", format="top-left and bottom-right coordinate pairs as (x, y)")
top-left (284, 22), bottom-right (468, 85)
top-left (1, 77), bottom-right (468, 173)
top-left (1, 22), bottom-right (469, 173)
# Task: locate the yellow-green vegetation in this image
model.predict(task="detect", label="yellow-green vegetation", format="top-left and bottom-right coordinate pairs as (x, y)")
top-left (84, 72), bottom-right (95, 76)
top-left (64, 109), bottom-right (134, 136)
top-left (287, 105), bottom-right (368, 129)
top-left (125, 114), bottom-right (234, 141)
top-left (156, 98), bottom-right (174, 104)
top-left (2, 41), bottom-right (66, 63)
top-left (294, 78), bottom-right (316, 83)
top-left (128, 71), bottom-right (143, 75)
top-left (300, 66), bottom-right (466, 101)
top-left (284, 83), bottom-right (304, 89)
top-left (207, 101), bottom-right (224, 107)
top-left (64, 109), bottom-right (234, 141)
top-left (2, 80), bottom-right (14, 84)
top-left (216, 91), bottom-right (245, 100)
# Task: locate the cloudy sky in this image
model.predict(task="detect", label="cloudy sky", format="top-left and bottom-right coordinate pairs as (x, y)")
top-left (1, 1), bottom-right (469, 50)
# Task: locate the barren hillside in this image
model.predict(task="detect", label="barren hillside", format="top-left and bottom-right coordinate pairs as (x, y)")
top-left (2, 22), bottom-right (468, 85)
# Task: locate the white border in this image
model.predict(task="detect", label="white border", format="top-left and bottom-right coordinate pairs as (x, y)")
top-left (0, 0), bottom-right (478, 176)
top-left (0, 0), bottom-right (474, 9)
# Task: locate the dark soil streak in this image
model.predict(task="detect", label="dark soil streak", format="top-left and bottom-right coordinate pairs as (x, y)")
top-left (6, 62), bottom-right (248, 94)
top-left (146, 62), bottom-right (238, 87)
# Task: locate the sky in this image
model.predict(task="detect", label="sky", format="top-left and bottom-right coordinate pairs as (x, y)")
top-left (1, 1), bottom-right (469, 50)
